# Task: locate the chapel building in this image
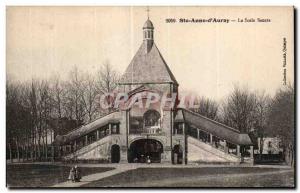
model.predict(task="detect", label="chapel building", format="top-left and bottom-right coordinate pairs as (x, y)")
top-left (54, 18), bottom-right (254, 165)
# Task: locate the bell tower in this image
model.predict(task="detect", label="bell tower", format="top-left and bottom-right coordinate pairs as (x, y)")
top-left (143, 8), bottom-right (154, 53)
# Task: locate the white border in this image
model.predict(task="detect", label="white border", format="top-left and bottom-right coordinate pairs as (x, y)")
top-left (1, 0), bottom-right (298, 193)
top-left (2, 0), bottom-right (297, 6)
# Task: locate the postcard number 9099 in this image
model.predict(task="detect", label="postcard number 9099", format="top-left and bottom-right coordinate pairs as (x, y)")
top-left (166, 18), bottom-right (176, 23)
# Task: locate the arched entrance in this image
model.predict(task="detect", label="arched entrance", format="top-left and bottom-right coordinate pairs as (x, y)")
top-left (111, 144), bottom-right (120, 163)
top-left (128, 139), bottom-right (163, 163)
top-left (172, 144), bottom-right (183, 164)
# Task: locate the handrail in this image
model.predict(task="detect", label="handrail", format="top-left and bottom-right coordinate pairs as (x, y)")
top-left (181, 108), bottom-right (240, 133)
top-left (63, 110), bottom-right (119, 136)
top-left (129, 126), bottom-right (163, 135)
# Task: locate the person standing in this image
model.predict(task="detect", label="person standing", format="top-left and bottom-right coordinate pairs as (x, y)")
top-left (68, 166), bottom-right (75, 182)
top-left (74, 165), bottom-right (81, 182)
top-left (147, 156), bottom-right (151, 164)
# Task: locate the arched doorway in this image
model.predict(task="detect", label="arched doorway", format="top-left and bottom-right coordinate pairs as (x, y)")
top-left (172, 144), bottom-right (183, 164)
top-left (111, 144), bottom-right (120, 163)
top-left (128, 139), bottom-right (163, 163)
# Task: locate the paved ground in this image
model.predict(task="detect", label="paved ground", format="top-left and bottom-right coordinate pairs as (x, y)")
top-left (167, 170), bottom-right (294, 187)
top-left (52, 164), bottom-right (138, 187)
top-left (6, 163), bottom-right (294, 188)
top-left (6, 164), bottom-right (114, 188)
top-left (82, 166), bottom-right (294, 188)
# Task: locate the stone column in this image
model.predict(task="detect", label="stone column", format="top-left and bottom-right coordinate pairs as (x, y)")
top-left (250, 145), bottom-right (254, 158)
top-left (224, 140), bottom-right (228, 153)
top-left (197, 129), bottom-right (200, 140)
top-left (108, 124), bottom-right (112, 135)
top-left (210, 134), bottom-right (213, 145)
top-left (237, 145), bottom-right (241, 157)
top-left (96, 130), bottom-right (100, 140)
top-left (74, 141), bottom-right (77, 152)
top-left (162, 148), bottom-right (172, 163)
top-left (85, 135), bottom-right (88, 146)
top-left (120, 145), bottom-right (128, 163)
top-left (250, 145), bottom-right (254, 165)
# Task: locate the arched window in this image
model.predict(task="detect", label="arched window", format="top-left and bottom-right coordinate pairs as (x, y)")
top-left (111, 123), bottom-right (120, 134)
top-left (143, 110), bottom-right (160, 127)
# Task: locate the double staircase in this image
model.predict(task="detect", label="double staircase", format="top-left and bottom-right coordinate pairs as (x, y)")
top-left (59, 108), bottom-right (252, 164)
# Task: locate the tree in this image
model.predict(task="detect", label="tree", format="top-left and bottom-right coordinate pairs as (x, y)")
top-left (6, 81), bottom-right (21, 162)
top-left (80, 74), bottom-right (98, 122)
top-left (96, 61), bottom-right (119, 94)
top-left (18, 83), bottom-right (33, 161)
top-left (6, 80), bottom-right (32, 162)
top-left (191, 96), bottom-right (219, 120)
top-left (267, 85), bottom-right (294, 166)
top-left (96, 61), bottom-right (119, 114)
top-left (65, 66), bottom-right (85, 126)
top-left (221, 86), bottom-right (257, 133)
top-left (253, 91), bottom-right (271, 158)
top-left (5, 61), bottom-right (120, 162)
top-left (37, 80), bottom-right (53, 160)
top-left (50, 75), bottom-right (64, 120)
top-left (49, 75), bottom-right (66, 139)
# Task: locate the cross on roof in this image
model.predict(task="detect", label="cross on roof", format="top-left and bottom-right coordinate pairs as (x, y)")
top-left (146, 6), bottom-right (150, 19)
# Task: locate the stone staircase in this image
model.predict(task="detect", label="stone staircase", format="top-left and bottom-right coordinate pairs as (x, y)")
top-left (187, 136), bottom-right (241, 164)
top-left (63, 136), bottom-right (112, 162)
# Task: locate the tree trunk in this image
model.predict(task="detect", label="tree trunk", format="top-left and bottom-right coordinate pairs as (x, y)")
top-left (50, 129), bottom-right (53, 144)
top-left (8, 143), bottom-right (12, 163)
top-left (33, 129), bottom-right (36, 161)
top-left (25, 135), bottom-right (28, 161)
top-left (34, 135), bottom-right (37, 161)
top-left (22, 145), bottom-right (25, 162)
top-left (45, 129), bottom-right (48, 160)
top-left (42, 132), bottom-right (45, 161)
top-left (285, 144), bottom-right (294, 166)
top-left (51, 145), bottom-right (54, 162)
top-left (30, 142), bottom-right (34, 161)
top-left (30, 130), bottom-right (33, 161)
top-left (37, 135), bottom-right (41, 161)
top-left (259, 138), bottom-right (263, 160)
top-left (25, 144), bottom-right (28, 161)
top-left (30, 143), bottom-right (33, 161)
top-left (290, 144), bottom-right (294, 167)
top-left (16, 138), bottom-right (20, 162)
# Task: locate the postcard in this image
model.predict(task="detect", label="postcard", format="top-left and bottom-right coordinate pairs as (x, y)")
top-left (6, 6), bottom-right (295, 188)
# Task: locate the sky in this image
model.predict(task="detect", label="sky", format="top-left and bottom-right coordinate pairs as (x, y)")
top-left (6, 6), bottom-right (294, 101)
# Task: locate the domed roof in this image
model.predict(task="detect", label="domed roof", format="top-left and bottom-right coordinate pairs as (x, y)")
top-left (143, 19), bottom-right (154, 29)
